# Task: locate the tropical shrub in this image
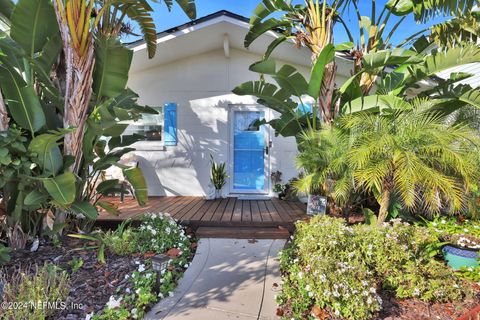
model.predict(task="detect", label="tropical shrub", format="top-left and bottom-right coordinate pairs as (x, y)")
top-left (0, 0), bottom-right (197, 249)
top-left (278, 216), bottom-right (470, 319)
top-left (423, 217), bottom-right (480, 249)
top-left (1, 263), bottom-right (70, 320)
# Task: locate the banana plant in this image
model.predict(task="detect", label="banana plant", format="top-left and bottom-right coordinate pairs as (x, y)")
top-left (341, 42), bottom-right (480, 114)
top-left (245, 0), bottom-right (351, 123)
top-left (233, 45), bottom-right (336, 139)
top-left (0, 0), bottom-right (196, 248)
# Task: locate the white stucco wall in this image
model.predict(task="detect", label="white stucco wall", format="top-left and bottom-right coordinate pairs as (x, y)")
top-left (127, 47), bottom-right (348, 196)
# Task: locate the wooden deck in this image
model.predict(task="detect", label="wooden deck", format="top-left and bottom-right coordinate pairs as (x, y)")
top-left (97, 196), bottom-right (308, 231)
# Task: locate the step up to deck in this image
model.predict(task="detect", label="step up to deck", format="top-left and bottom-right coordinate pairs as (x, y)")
top-left (195, 226), bottom-right (290, 239)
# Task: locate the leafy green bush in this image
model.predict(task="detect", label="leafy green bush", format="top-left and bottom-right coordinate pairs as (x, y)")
top-left (278, 216), bottom-right (470, 320)
top-left (423, 217), bottom-right (480, 249)
top-left (136, 213), bottom-right (192, 267)
top-left (92, 212), bottom-right (193, 319)
top-left (1, 264), bottom-right (69, 320)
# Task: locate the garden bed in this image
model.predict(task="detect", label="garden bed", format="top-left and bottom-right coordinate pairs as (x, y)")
top-left (277, 216), bottom-right (480, 320)
top-left (0, 213), bottom-right (196, 320)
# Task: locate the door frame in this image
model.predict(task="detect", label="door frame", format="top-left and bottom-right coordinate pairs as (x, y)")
top-left (228, 104), bottom-right (272, 195)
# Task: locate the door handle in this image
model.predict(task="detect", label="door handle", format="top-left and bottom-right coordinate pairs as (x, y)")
top-left (265, 146), bottom-right (269, 155)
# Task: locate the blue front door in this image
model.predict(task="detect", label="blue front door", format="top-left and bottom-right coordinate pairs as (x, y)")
top-left (232, 110), bottom-right (267, 193)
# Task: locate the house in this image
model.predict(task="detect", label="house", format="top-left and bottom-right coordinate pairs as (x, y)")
top-left (126, 11), bottom-right (352, 197)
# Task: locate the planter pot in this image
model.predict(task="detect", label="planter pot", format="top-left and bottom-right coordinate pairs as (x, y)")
top-left (272, 192), bottom-right (280, 198)
top-left (442, 244), bottom-right (479, 270)
top-left (306, 195), bottom-right (327, 215)
top-left (205, 186), bottom-right (216, 200)
top-left (298, 196), bottom-right (308, 204)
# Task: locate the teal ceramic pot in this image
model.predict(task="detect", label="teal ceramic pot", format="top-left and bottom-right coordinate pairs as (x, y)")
top-left (442, 244), bottom-right (479, 270)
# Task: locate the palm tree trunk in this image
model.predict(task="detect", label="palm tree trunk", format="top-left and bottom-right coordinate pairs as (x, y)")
top-left (318, 61), bottom-right (337, 123)
top-left (377, 188), bottom-right (391, 225)
top-left (53, 0), bottom-right (95, 174)
top-left (0, 90), bottom-right (9, 132)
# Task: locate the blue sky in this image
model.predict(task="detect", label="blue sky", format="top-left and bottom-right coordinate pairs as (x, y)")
top-left (128, 0), bottom-right (448, 46)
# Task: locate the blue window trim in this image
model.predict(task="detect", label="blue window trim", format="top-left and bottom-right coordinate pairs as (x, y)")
top-left (164, 103), bottom-right (177, 146)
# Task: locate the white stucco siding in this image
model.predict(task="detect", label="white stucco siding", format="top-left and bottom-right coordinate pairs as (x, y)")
top-left (127, 48), bottom-right (301, 196)
top-left (127, 46), bottom-right (348, 196)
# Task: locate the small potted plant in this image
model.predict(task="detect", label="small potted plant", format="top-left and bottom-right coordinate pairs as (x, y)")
top-left (271, 171), bottom-right (282, 197)
top-left (209, 155), bottom-right (228, 199)
top-left (272, 183), bottom-right (286, 198)
top-left (424, 217), bottom-right (480, 270)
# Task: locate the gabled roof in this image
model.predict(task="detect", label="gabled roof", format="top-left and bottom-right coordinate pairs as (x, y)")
top-left (128, 10), bottom-right (353, 76)
top-left (127, 10), bottom-right (248, 48)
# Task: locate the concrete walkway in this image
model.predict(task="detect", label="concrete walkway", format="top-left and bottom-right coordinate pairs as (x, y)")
top-left (145, 238), bottom-right (285, 320)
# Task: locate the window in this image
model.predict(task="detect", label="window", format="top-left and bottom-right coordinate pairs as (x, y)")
top-left (123, 106), bottom-right (164, 141)
top-left (122, 103), bottom-right (177, 146)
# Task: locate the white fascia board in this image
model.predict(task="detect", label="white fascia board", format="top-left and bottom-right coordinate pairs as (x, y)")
top-left (130, 16), bottom-right (251, 53)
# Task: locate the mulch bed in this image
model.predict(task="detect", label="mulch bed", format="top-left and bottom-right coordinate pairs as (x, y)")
top-left (279, 288), bottom-right (480, 320)
top-left (378, 291), bottom-right (480, 320)
top-left (1, 237), bottom-right (194, 320)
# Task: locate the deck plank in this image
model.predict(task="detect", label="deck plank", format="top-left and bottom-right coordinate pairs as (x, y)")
top-left (231, 199), bottom-right (242, 222)
top-left (97, 196), bottom-right (307, 231)
top-left (189, 200), bottom-right (216, 221)
top-left (276, 199), bottom-right (304, 219)
top-left (174, 198), bottom-right (204, 220)
top-left (201, 199), bottom-right (222, 221)
top-left (180, 198), bottom-right (209, 221)
top-left (265, 200), bottom-right (283, 222)
top-left (241, 200), bottom-right (252, 222)
top-left (210, 198), bottom-right (229, 221)
top-left (251, 201), bottom-right (263, 222)
top-left (221, 198), bottom-right (236, 221)
top-left (270, 198), bottom-right (294, 221)
top-left (258, 200), bottom-right (272, 222)
top-left (169, 197), bottom-right (197, 218)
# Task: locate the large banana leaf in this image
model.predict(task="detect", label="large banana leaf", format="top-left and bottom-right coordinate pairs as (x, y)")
top-left (123, 167), bottom-right (148, 206)
top-left (244, 18), bottom-right (291, 49)
top-left (249, 0), bottom-right (291, 25)
top-left (460, 89), bottom-right (480, 109)
top-left (308, 44), bottom-right (335, 99)
top-left (0, 60), bottom-right (46, 133)
top-left (388, 0), bottom-right (477, 22)
top-left (23, 190), bottom-right (49, 207)
top-left (233, 81), bottom-right (297, 113)
top-left (163, 0), bottom-right (196, 19)
top-left (249, 59), bottom-right (277, 75)
top-left (43, 172), bottom-right (76, 206)
top-left (271, 64), bottom-right (309, 98)
top-left (10, 0), bottom-right (57, 56)
top-left (28, 131), bottom-right (64, 175)
top-left (93, 35), bottom-right (133, 99)
top-left (401, 44), bottom-right (480, 87)
top-left (119, 3), bottom-right (157, 59)
top-left (343, 95), bottom-right (412, 114)
top-left (0, 0), bottom-right (14, 20)
top-left (71, 201), bottom-right (98, 220)
top-left (362, 48), bottom-right (422, 70)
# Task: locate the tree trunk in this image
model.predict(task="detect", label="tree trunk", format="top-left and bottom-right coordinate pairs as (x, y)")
top-left (318, 61), bottom-right (337, 123)
top-left (53, 1), bottom-right (95, 174)
top-left (0, 90), bottom-right (9, 132)
top-left (377, 188), bottom-right (391, 225)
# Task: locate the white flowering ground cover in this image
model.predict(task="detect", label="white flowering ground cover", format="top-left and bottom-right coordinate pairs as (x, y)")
top-left (89, 213), bottom-right (195, 320)
top-left (277, 216), bottom-right (480, 320)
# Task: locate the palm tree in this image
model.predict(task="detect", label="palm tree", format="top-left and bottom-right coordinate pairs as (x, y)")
top-left (245, 0), bottom-right (349, 123)
top-left (340, 100), bottom-right (480, 224)
top-left (294, 126), bottom-right (353, 205)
